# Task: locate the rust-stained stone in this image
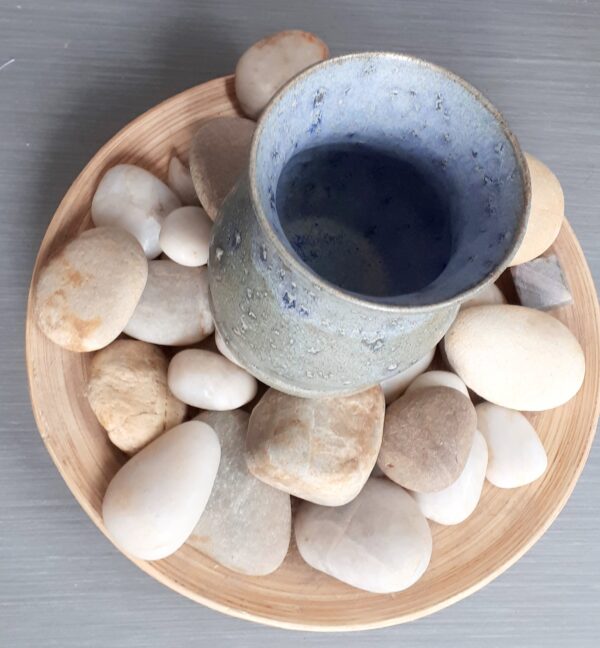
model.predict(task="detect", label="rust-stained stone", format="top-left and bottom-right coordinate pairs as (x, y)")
top-left (246, 386), bottom-right (385, 506)
top-left (34, 227), bottom-right (148, 352)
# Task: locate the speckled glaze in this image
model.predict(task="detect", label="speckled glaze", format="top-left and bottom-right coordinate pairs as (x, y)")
top-left (209, 53), bottom-right (530, 396)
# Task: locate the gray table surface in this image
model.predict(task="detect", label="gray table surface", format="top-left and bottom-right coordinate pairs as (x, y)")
top-left (1, 1), bottom-right (599, 646)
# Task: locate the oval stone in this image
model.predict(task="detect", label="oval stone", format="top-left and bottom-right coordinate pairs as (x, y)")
top-left (235, 30), bottom-right (329, 119)
top-left (87, 339), bottom-right (187, 454)
top-left (34, 227), bottom-right (148, 352)
top-left (102, 420), bottom-right (220, 560)
top-left (189, 116), bottom-right (256, 221)
top-left (124, 259), bottom-right (213, 345)
top-left (378, 386), bottom-right (477, 492)
top-left (91, 164), bottom-right (181, 258)
top-left (246, 386), bottom-right (385, 506)
top-left (189, 410), bottom-right (291, 575)
top-left (412, 430), bottom-right (488, 524)
top-left (159, 206), bottom-right (212, 267)
top-left (445, 304), bottom-right (585, 410)
top-left (476, 403), bottom-right (548, 488)
top-left (510, 153), bottom-right (564, 266)
top-left (168, 349), bottom-right (258, 410)
top-left (461, 282), bottom-right (506, 309)
top-left (295, 478), bottom-right (432, 593)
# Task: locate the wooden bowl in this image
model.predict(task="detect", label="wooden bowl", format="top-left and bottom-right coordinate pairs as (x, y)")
top-left (26, 75), bottom-right (600, 631)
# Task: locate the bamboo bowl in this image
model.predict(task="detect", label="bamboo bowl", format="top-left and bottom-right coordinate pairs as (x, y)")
top-left (26, 75), bottom-right (600, 631)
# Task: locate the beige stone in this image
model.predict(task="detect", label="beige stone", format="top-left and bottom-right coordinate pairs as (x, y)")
top-left (246, 386), bottom-right (385, 506)
top-left (102, 421), bottom-right (220, 561)
top-left (159, 206), bottom-right (212, 267)
top-left (510, 153), bottom-right (564, 266)
top-left (87, 339), bottom-right (186, 454)
top-left (189, 117), bottom-right (255, 221)
top-left (378, 386), bottom-right (477, 493)
top-left (295, 478), bottom-right (432, 593)
top-left (405, 370), bottom-right (469, 399)
top-left (235, 30), bottom-right (329, 119)
top-left (34, 227), bottom-right (148, 352)
top-left (124, 259), bottom-right (213, 345)
top-left (445, 304), bottom-right (585, 410)
top-left (460, 282), bottom-right (506, 309)
top-left (189, 410), bottom-right (291, 575)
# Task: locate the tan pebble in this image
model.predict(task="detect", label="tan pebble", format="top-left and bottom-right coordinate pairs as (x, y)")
top-left (510, 153), bottom-right (564, 266)
top-left (444, 304), bottom-right (585, 410)
top-left (189, 116), bottom-right (256, 221)
top-left (34, 227), bottom-right (148, 352)
top-left (168, 155), bottom-right (199, 205)
top-left (87, 339), bottom-right (186, 454)
top-left (461, 282), bottom-right (506, 309)
top-left (378, 386), bottom-right (477, 493)
top-left (405, 370), bottom-right (469, 399)
top-left (235, 30), bottom-right (329, 119)
top-left (246, 386), bottom-right (385, 506)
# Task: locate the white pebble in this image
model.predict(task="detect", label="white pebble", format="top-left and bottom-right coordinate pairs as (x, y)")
top-left (91, 164), bottom-right (181, 258)
top-left (476, 402), bottom-right (548, 488)
top-left (168, 349), bottom-right (258, 410)
top-left (412, 431), bottom-right (488, 524)
top-left (159, 206), bottom-right (212, 267)
top-left (168, 155), bottom-right (199, 205)
top-left (380, 347), bottom-right (435, 404)
top-left (102, 420), bottom-right (220, 560)
top-left (405, 370), bottom-right (469, 399)
top-left (295, 478), bottom-right (432, 593)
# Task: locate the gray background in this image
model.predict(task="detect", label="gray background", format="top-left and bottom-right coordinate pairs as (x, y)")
top-left (1, 0), bottom-right (599, 646)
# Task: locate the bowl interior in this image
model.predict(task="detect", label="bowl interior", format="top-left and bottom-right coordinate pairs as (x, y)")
top-left (26, 75), bottom-right (600, 631)
top-left (252, 54), bottom-right (530, 306)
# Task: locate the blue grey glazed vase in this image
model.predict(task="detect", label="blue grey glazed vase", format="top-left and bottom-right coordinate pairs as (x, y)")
top-left (209, 52), bottom-right (530, 397)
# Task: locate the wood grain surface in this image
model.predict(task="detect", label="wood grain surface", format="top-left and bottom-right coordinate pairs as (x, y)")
top-left (2, 0), bottom-right (600, 646)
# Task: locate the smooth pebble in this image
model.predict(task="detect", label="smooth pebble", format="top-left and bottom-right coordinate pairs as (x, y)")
top-left (91, 164), bottom-right (181, 258)
top-left (412, 431), bottom-right (488, 525)
top-left (124, 259), bottom-right (213, 345)
top-left (168, 155), bottom-right (199, 205)
top-left (378, 386), bottom-right (477, 492)
top-left (34, 227), bottom-right (147, 352)
top-left (247, 386), bottom-right (385, 506)
top-left (295, 478), bottom-right (432, 593)
top-left (189, 116), bottom-right (255, 221)
top-left (189, 410), bottom-right (291, 575)
top-left (476, 403), bottom-right (548, 488)
top-left (510, 153), bottom-right (564, 266)
top-left (88, 339), bottom-right (186, 454)
top-left (380, 347), bottom-right (435, 405)
top-left (405, 370), bottom-right (469, 399)
top-left (235, 30), bottom-right (329, 119)
top-left (159, 206), bottom-right (212, 267)
top-left (445, 304), bottom-right (585, 410)
top-left (168, 349), bottom-right (257, 410)
top-left (102, 421), bottom-right (220, 560)
top-left (461, 283), bottom-right (506, 309)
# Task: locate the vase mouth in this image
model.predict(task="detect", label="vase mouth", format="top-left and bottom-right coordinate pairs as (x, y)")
top-left (249, 52), bottom-right (530, 313)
